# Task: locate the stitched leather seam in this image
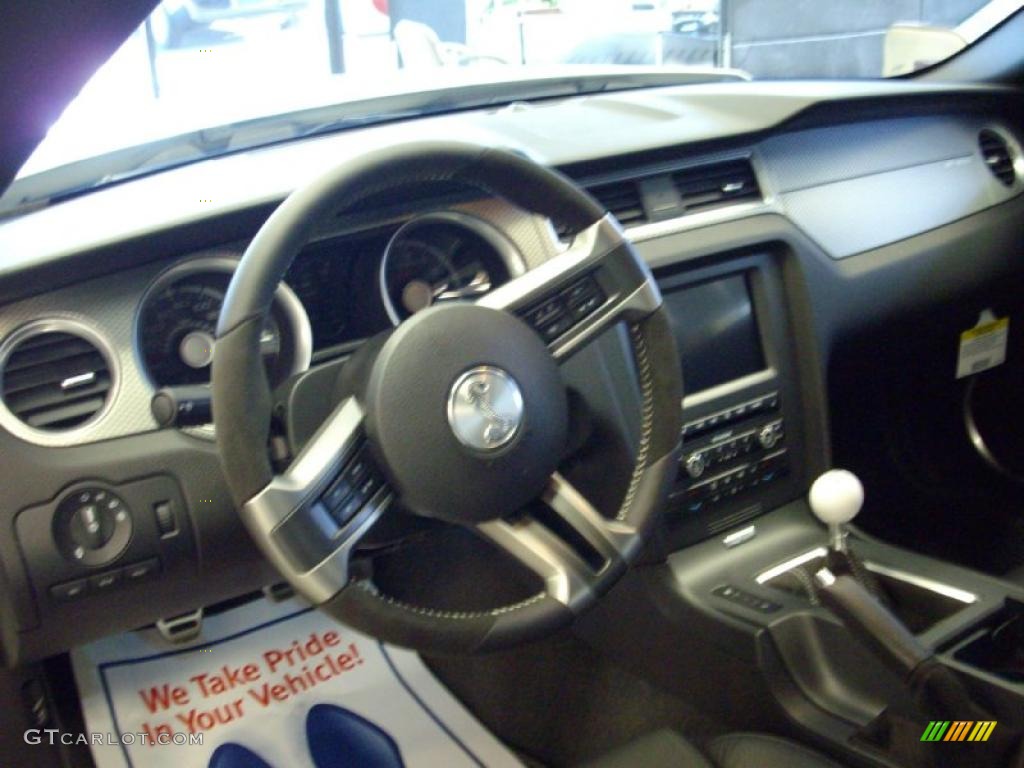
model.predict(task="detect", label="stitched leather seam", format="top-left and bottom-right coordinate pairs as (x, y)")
top-left (616, 322), bottom-right (654, 522)
top-left (356, 581), bottom-right (547, 619)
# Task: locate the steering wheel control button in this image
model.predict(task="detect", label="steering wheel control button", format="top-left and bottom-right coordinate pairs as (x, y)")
top-left (521, 274), bottom-right (606, 343)
top-left (540, 313), bottom-right (574, 341)
top-left (447, 367), bottom-right (524, 452)
top-left (322, 473), bottom-right (354, 512)
top-left (526, 297), bottom-right (563, 328)
top-left (317, 444), bottom-right (386, 528)
top-left (53, 487), bottom-right (133, 566)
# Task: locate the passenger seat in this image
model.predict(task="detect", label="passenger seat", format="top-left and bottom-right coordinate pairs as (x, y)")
top-left (582, 729), bottom-right (846, 768)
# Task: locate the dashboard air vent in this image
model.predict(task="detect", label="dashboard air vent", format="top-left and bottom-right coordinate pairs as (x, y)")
top-left (979, 130), bottom-right (1016, 187)
top-left (672, 159), bottom-right (761, 213)
top-left (587, 179), bottom-right (648, 226)
top-left (0, 328), bottom-right (113, 431)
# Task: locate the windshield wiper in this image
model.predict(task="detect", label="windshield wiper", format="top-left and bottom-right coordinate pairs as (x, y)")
top-left (0, 69), bottom-right (745, 218)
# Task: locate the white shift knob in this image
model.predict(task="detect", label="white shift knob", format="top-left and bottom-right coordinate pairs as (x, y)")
top-left (809, 469), bottom-right (864, 526)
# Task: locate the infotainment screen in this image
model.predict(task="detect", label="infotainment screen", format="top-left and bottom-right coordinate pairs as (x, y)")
top-left (662, 274), bottom-right (765, 394)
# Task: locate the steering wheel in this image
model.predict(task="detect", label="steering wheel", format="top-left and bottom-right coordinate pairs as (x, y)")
top-left (212, 142), bottom-right (682, 654)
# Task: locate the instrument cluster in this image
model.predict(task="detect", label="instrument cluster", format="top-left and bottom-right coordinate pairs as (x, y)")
top-left (135, 213), bottom-right (524, 389)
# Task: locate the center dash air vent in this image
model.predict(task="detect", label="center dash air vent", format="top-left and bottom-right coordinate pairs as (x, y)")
top-left (979, 130), bottom-right (1016, 187)
top-left (587, 179), bottom-right (648, 226)
top-left (673, 159), bottom-right (761, 213)
top-left (0, 326), bottom-right (114, 432)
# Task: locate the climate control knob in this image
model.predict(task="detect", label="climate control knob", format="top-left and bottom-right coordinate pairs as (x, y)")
top-left (684, 452), bottom-right (707, 479)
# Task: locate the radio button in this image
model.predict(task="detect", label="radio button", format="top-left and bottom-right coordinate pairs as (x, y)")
top-left (758, 422), bottom-right (783, 449)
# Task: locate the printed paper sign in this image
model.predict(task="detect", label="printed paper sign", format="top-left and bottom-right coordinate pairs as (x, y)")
top-left (71, 597), bottom-right (522, 768)
top-left (956, 314), bottom-right (1009, 379)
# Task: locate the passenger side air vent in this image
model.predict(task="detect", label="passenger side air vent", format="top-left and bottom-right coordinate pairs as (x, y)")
top-left (672, 159), bottom-right (761, 213)
top-left (587, 179), bottom-right (648, 226)
top-left (979, 130), bottom-right (1016, 187)
top-left (0, 325), bottom-right (114, 432)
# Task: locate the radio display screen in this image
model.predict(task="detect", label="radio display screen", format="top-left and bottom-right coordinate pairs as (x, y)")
top-left (663, 274), bottom-right (765, 394)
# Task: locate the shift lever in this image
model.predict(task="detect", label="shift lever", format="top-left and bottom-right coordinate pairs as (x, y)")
top-left (808, 468), bottom-right (889, 602)
top-left (809, 468), bottom-right (864, 553)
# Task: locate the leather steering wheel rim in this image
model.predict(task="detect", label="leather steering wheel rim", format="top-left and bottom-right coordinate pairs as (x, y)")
top-left (213, 141), bottom-right (683, 653)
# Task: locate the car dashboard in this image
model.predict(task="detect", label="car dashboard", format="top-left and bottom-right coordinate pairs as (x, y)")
top-left (0, 79), bottom-right (1023, 666)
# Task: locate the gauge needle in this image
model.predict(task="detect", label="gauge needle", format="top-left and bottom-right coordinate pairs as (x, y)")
top-left (434, 270), bottom-right (492, 301)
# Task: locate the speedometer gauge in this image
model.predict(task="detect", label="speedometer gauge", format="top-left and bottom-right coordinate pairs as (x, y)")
top-left (379, 212), bottom-right (525, 325)
top-left (136, 257), bottom-right (312, 389)
top-left (139, 278), bottom-right (280, 386)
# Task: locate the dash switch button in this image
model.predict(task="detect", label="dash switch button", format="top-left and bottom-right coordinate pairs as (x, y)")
top-left (154, 501), bottom-right (177, 537)
top-left (123, 559), bottom-right (160, 582)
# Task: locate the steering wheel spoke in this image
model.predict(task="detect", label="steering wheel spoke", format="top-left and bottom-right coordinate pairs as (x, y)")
top-left (478, 214), bottom-right (661, 360)
top-left (241, 397), bottom-right (394, 603)
top-left (477, 472), bottom-right (638, 610)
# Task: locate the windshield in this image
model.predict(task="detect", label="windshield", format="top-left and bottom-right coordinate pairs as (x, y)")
top-left (6, 0), bottom-right (1023, 212)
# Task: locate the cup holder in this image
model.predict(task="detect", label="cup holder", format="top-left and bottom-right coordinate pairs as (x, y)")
top-left (949, 598), bottom-right (1024, 683)
top-left (965, 365), bottom-right (1024, 483)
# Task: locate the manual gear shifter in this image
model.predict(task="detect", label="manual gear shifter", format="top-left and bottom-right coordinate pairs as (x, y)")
top-left (808, 468), bottom-right (889, 603)
top-left (809, 468), bottom-right (864, 553)
top-left (806, 474), bottom-right (1024, 767)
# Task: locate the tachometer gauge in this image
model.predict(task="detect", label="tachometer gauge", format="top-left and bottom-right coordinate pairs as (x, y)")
top-left (137, 258), bottom-right (311, 389)
top-left (379, 212), bottom-right (524, 325)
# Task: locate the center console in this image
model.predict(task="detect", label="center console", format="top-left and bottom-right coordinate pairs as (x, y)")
top-left (592, 244), bottom-right (1024, 765)
top-left (655, 250), bottom-right (810, 549)
top-left (654, 484), bottom-right (1024, 764)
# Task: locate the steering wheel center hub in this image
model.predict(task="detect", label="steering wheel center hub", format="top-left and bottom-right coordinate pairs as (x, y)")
top-left (447, 365), bottom-right (524, 451)
top-left (364, 303), bottom-right (567, 524)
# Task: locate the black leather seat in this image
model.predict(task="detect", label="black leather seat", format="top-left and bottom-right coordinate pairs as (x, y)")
top-left (708, 733), bottom-right (846, 768)
top-left (582, 729), bottom-right (846, 768)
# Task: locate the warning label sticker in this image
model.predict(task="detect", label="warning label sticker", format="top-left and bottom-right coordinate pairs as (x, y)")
top-left (956, 316), bottom-right (1009, 379)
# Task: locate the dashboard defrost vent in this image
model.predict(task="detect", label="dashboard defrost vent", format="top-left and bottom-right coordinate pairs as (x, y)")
top-left (0, 328), bottom-right (113, 431)
top-left (979, 130), bottom-right (1016, 187)
top-left (587, 179), bottom-right (648, 226)
top-left (672, 159), bottom-right (761, 213)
